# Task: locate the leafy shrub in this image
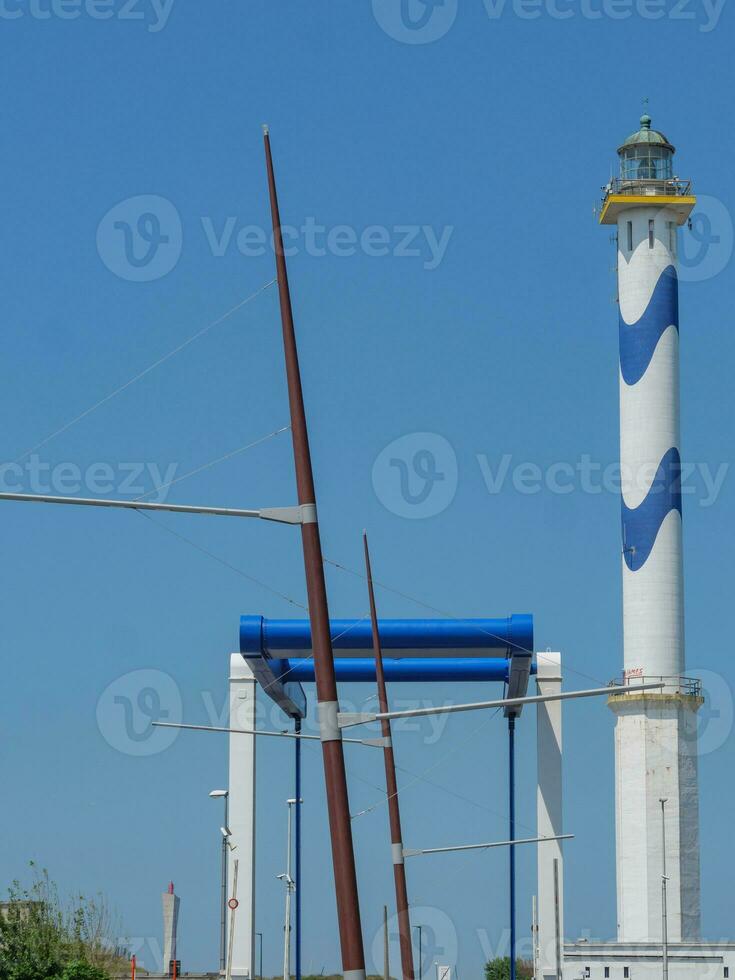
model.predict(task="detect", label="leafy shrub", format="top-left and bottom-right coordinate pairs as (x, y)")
top-left (0, 865), bottom-right (127, 980)
top-left (484, 958), bottom-right (534, 980)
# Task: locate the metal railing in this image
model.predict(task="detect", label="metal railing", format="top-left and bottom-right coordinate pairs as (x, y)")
top-left (602, 177), bottom-right (692, 202)
top-left (609, 674), bottom-right (703, 698)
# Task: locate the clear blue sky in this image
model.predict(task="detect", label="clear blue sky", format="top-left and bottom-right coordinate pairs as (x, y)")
top-left (2, 1), bottom-right (734, 974)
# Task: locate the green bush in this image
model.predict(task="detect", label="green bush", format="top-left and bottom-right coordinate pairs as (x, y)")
top-left (484, 958), bottom-right (534, 980)
top-left (57, 964), bottom-right (108, 980)
top-left (0, 866), bottom-right (126, 980)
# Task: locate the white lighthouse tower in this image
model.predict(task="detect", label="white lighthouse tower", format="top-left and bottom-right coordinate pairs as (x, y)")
top-left (600, 116), bottom-right (703, 944)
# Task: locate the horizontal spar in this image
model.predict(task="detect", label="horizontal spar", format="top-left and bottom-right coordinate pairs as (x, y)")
top-left (338, 682), bottom-right (665, 728)
top-left (403, 834), bottom-right (574, 858)
top-left (0, 492), bottom-right (316, 525)
top-left (152, 720), bottom-right (387, 748)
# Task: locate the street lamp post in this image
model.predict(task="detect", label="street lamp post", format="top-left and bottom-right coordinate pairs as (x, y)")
top-left (294, 721), bottom-right (302, 980)
top-left (210, 790), bottom-right (230, 974)
top-left (414, 926), bottom-right (424, 980)
top-left (256, 932), bottom-right (263, 980)
top-left (660, 798), bottom-right (669, 980)
top-left (509, 716), bottom-right (517, 980)
top-left (278, 799), bottom-right (299, 980)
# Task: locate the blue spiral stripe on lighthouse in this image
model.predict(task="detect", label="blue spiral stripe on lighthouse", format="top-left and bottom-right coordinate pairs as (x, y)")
top-left (620, 262), bottom-right (681, 572)
top-left (619, 265), bottom-right (678, 386)
top-left (621, 446), bottom-right (682, 571)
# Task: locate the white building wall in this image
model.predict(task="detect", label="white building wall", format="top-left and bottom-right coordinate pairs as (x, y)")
top-left (564, 940), bottom-right (735, 980)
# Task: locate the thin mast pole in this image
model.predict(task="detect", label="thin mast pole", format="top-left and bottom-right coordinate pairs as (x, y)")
top-left (295, 719), bottom-right (302, 980)
top-left (282, 802), bottom-right (292, 980)
top-left (661, 798), bottom-right (669, 980)
top-left (553, 859), bottom-right (561, 980)
top-left (383, 905), bottom-right (389, 980)
top-left (263, 127), bottom-right (365, 980)
top-left (220, 795), bottom-right (229, 973)
top-left (226, 859), bottom-right (239, 980)
top-left (508, 717), bottom-right (516, 980)
top-left (363, 532), bottom-right (415, 980)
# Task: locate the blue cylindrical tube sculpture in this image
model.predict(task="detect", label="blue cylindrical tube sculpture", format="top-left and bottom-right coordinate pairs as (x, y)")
top-left (241, 614), bottom-right (533, 660)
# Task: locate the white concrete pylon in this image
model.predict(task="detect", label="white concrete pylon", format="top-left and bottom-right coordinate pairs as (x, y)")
top-left (609, 688), bottom-right (702, 942)
top-left (162, 884), bottom-right (179, 972)
top-left (228, 654), bottom-right (257, 978)
top-left (536, 652), bottom-right (564, 980)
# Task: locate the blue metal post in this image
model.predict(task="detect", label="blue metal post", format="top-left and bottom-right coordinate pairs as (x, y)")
top-left (295, 716), bottom-right (302, 980)
top-left (509, 717), bottom-right (516, 980)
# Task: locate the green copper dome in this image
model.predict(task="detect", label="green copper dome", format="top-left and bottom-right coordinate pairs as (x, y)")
top-left (618, 114), bottom-right (675, 154)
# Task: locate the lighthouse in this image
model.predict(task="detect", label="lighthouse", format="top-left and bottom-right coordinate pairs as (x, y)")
top-left (600, 117), bottom-right (703, 944)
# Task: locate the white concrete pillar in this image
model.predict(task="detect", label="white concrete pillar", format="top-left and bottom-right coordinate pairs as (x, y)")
top-left (536, 652), bottom-right (564, 980)
top-left (610, 691), bottom-right (702, 941)
top-left (162, 885), bottom-right (179, 971)
top-left (229, 654), bottom-right (257, 978)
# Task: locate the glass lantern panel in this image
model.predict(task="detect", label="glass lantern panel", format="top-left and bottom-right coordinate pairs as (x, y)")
top-left (620, 146), bottom-right (672, 180)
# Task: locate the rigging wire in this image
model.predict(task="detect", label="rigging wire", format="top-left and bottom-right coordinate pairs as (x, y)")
top-left (349, 707), bottom-right (503, 820)
top-left (132, 505), bottom-right (373, 693)
top-left (348, 757), bottom-right (541, 841)
top-left (323, 555), bottom-right (608, 688)
top-left (392, 763), bottom-right (539, 838)
top-left (133, 424), bottom-right (291, 501)
top-left (134, 508), bottom-right (307, 610)
top-left (14, 278), bottom-right (276, 465)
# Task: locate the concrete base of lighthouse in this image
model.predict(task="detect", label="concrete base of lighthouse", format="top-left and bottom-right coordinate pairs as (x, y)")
top-left (608, 689), bottom-right (703, 944)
